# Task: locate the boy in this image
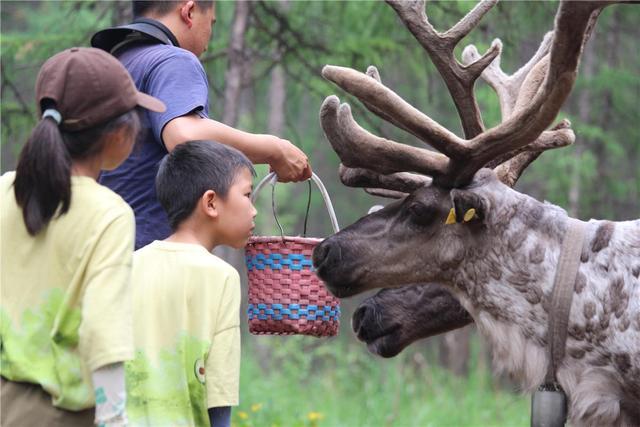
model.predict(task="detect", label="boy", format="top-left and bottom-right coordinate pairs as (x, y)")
top-left (125, 141), bottom-right (256, 426)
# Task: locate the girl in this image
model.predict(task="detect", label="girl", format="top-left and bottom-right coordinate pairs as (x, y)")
top-left (0, 47), bottom-right (164, 426)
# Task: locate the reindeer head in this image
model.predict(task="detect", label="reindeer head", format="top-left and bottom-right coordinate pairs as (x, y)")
top-left (352, 284), bottom-right (473, 357)
top-left (313, 0), bottom-right (614, 298)
top-left (314, 169), bottom-right (517, 296)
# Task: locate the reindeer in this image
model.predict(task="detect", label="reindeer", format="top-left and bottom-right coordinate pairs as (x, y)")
top-left (352, 284), bottom-right (472, 358)
top-left (312, 1), bottom-right (640, 425)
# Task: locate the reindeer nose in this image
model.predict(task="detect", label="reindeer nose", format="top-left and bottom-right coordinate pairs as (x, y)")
top-left (352, 303), bottom-right (375, 342)
top-left (312, 239), bottom-right (342, 271)
top-left (352, 305), bottom-right (367, 335)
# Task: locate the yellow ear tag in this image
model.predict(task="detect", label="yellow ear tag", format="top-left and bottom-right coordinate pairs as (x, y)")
top-left (445, 208), bottom-right (457, 225)
top-left (463, 208), bottom-right (477, 222)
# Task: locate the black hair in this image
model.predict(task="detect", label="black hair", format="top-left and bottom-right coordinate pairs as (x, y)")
top-left (156, 140), bottom-right (255, 230)
top-left (132, 1), bottom-right (214, 18)
top-left (13, 103), bottom-right (140, 235)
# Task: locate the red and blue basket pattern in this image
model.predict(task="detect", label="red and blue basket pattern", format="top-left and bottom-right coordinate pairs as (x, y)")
top-left (245, 236), bottom-right (340, 337)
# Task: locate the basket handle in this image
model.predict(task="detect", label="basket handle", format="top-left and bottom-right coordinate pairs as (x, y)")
top-left (251, 172), bottom-right (340, 235)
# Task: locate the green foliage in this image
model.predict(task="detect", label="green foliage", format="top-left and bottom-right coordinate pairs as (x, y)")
top-left (3, 1), bottom-right (637, 221)
top-left (1, 1), bottom-right (116, 169)
top-left (234, 335), bottom-right (530, 427)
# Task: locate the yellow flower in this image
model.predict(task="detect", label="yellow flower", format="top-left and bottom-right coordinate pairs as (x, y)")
top-left (237, 411), bottom-right (249, 420)
top-left (251, 403), bottom-right (263, 412)
top-left (307, 412), bottom-right (324, 421)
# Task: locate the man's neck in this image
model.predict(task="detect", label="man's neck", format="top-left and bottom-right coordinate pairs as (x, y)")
top-left (134, 16), bottom-right (180, 47)
top-left (143, 14), bottom-right (185, 49)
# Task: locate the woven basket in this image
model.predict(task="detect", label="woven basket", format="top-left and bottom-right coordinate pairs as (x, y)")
top-left (245, 172), bottom-right (341, 337)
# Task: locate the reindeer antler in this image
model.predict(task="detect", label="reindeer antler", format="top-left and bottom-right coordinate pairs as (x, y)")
top-left (462, 32), bottom-right (553, 120)
top-left (321, 1), bottom-right (618, 193)
top-left (387, 0), bottom-right (500, 138)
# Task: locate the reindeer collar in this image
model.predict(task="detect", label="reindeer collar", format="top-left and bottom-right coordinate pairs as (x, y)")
top-left (532, 218), bottom-right (587, 426)
top-left (545, 218), bottom-right (587, 385)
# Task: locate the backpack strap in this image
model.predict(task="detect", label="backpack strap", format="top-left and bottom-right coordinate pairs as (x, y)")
top-left (90, 18), bottom-right (180, 54)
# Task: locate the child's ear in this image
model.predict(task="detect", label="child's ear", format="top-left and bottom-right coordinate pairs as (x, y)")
top-left (202, 190), bottom-right (219, 219)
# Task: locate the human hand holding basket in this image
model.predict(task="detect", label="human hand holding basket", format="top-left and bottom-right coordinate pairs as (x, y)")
top-left (245, 172), bottom-right (341, 337)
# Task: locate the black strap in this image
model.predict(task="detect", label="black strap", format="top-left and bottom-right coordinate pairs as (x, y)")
top-left (129, 18), bottom-right (180, 47)
top-left (544, 218), bottom-right (587, 387)
top-left (90, 18), bottom-right (180, 54)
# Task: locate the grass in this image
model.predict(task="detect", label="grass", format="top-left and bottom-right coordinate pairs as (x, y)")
top-left (232, 335), bottom-right (530, 427)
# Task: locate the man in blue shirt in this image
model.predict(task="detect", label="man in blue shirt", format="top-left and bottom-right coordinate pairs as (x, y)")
top-left (93, 0), bottom-right (311, 249)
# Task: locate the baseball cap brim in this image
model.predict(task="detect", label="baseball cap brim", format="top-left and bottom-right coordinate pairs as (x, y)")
top-left (136, 91), bottom-right (166, 113)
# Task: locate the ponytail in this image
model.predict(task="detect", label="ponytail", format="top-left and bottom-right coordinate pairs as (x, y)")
top-left (14, 107), bottom-right (141, 236)
top-left (14, 116), bottom-right (72, 235)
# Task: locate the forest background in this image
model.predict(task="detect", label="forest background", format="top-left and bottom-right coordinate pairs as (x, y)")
top-left (1, 1), bottom-right (638, 426)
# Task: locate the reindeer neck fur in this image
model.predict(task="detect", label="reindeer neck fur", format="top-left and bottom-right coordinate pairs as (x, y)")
top-left (446, 183), bottom-right (640, 424)
top-left (448, 186), bottom-right (567, 390)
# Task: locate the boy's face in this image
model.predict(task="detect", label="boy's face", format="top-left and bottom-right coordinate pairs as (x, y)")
top-left (215, 168), bottom-right (256, 249)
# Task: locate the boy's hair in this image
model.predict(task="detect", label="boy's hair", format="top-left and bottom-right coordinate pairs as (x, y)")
top-left (156, 140), bottom-right (255, 230)
top-left (132, 1), bottom-right (214, 18)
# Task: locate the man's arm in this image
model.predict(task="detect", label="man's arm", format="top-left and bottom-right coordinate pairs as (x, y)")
top-left (162, 114), bottom-right (311, 182)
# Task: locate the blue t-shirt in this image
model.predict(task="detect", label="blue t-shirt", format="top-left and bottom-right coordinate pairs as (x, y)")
top-left (99, 43), bottom-right (209, 249)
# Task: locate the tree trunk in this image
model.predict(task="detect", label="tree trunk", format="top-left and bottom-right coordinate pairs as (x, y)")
top-left (268, 66), bottom-right (286, 135)
top-left (215, 0), bottom-right (252, 247)
top-left (267, 0), bottom-right (289, 137)
top-left (222, 0), bottom-right (251, 127)
top-left (112, 0), bottom-right (132, 25)
top-left (215, 0), bottom-right (253, 300)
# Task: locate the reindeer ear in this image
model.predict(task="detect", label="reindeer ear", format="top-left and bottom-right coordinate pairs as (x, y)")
top-left (450, 190), bottom-right (486, 224)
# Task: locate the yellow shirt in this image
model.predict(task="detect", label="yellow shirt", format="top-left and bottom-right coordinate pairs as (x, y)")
top-left (126, 241), bottom-right (241, 427)
top-left (0, 171), bottom-right (135, 410)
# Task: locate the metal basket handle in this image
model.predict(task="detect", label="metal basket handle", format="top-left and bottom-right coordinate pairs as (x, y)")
top-left (251, 172), bottom-right (340, 237)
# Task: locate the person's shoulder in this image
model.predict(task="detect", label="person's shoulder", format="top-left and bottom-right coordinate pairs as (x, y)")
top-left (0, 171), bottom-right (16, 192)
top-left (207, 253), bottom-right (241, 280)
top-left (0, 172), bottom-right (16, 210)
top-left (78, 179), bottom-right (130, 208)
top-left (182, 250), bottom-right (241, 287)
top-left (133, 242), bottom-right (236, 276)
top-left (1, 171), bottom-right (16, 180)
top-left (132, 241), bottom-right (158, 263)
top-left (169, 46), bottom-right (200, 61)
top-left (120, 43), bottom-right (202, 71)
top-left (190, 250), bottom-right (239, 279)
top-left (73, 178), bottom-right (133, 221)
top-left (139, 44), bottom-right (202, 67)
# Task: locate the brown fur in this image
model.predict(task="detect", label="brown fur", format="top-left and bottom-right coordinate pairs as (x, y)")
top-left (592, 221), bottom-right (615, 253)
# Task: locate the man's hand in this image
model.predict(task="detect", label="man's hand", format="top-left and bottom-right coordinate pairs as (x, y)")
top-left (269, 137), bottom-right (312, 182)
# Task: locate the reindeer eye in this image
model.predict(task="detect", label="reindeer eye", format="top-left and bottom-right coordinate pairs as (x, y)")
top-left (407, 202), bottom-right (435, 225)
